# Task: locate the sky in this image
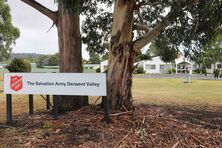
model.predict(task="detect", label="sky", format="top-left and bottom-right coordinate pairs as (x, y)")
top-left (7, 0), bottom-right (89, 59)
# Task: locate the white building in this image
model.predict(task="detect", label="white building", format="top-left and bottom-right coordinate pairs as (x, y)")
top-left (135, 55), bottom-right (193, 74)
top-left (206, 62), bottom-right (222, 74)
top-left (100, 55), bottom-right (193, 74)
top-left (99, 56), bottom-right (221, 74)
top-left (83, 64), bottom-right (100, 70)
top-left (136, 57), bottom-right (171, 74)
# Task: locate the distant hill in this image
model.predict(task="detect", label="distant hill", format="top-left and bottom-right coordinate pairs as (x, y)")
top-left (10, 53), bottom-right (45, 59)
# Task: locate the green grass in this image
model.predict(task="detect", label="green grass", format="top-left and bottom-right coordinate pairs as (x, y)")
top-left (133, 78), bottom-right (222, 107)
top-left (0, 74), bottom-right (221, 121)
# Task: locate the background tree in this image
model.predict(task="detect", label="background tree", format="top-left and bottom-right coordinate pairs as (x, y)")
top-left (82, 58), bottom-right (89, 64)
top-left (20, 0), bottom-right (90, 112)
top-left (48, 53), bottom-right (59, 66)
top-left (36, 53), bottom-right (59, 67)
top-left (7, 58), bottom-right (31, 72)
top-left (134, 49), bottom-right (152, 62)
top-left (191, 34), bottom-right (222, 75)
top-left (83, 0), bottom-right (222, 110)
top-left (203, 35), bottom-right (222, 69)
top-left (36, 55), bottom-right (49, 68)
top-left (100, 53), bottom-right (109, 61)
top-left (0, 0), bottom-right (20, 61)
top-left (25, 54), bottom-right (38, 63)
top-left (88, 52), bottom-right (100, 64)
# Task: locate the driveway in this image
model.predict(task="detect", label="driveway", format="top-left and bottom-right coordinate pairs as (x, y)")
top-left (133, 74), bottom-right (222, 80)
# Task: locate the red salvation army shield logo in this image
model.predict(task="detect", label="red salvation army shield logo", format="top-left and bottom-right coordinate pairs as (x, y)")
top-left (10, 76), bottom-right (23, 92)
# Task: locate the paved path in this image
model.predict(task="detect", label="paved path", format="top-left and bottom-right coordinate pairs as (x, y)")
top-left (133, 74), bottom-right (222, 80)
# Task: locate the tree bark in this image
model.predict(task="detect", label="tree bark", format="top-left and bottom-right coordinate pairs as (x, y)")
top-left (56, 6), bottom-right (88, 112)
top-left (107, 0), bottom-right (135, 110)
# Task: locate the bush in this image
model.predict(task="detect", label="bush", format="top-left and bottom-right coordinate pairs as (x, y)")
top-left (104, 69), bottom-right (108, 73)
top-left (133, 67), bottom-right (145, 74)
top-left (193, 68), bottom-right (200, 74)
top-left (96, 67), bottom-right (101, 73)
top-left (36, 55), bottom-right (49, 68)
top-left (213, 69), bottom-right (220, 79)
top-left (6, 58), bottom-right (31, 72)
top-left (194, 68), bottom-right (207, 75)
top-left (168, 68), bottom-right (176, 74)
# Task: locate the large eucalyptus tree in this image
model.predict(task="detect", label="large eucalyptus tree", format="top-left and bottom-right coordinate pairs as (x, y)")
top-left (82, 0), bottom-right (222, 110)
top-left (20, 0), bottom-right (90, 112)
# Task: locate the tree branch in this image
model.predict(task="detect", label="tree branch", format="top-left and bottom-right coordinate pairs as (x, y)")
top-left (21, 0), bottom-right (57, 23)
top-left (133, 11), bottom-right (173, 52)
top-left (133, 24), bottom-right (150, 33)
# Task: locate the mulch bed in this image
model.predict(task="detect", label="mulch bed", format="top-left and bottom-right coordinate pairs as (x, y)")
top-left (0, 104), bottom-right (221, 147)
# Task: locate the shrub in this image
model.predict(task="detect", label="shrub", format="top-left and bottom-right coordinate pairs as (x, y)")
top-left (213, 69), bottom-right (220, 79)
top-left (96, 67), bottom-right (101, 73)
top-left (133, 67), bottom-right (145, 74)
top-left (104, 69), bottom-right (108, 73)
top-left (202, 68), bottom-right (207, 76)
top-left (194, 68), bottom-right (207, 75)
top-left (36, 55), bottom-right (49, 68)
top-left (193, 68), bottom-right (201, 74)
top-left (6, 58), bottom-right (31, 72)
top-left (168, 68), bottom-right (176, 74)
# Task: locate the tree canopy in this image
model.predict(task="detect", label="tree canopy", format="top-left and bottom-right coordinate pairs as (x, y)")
top-left (0, 0), bottom-right (20, 61)
top-left (191, 34), bottom-right (222, 71)
top-left (88, 52), bottom-right (100, 64)
top-left (82, 0), bottom-right (222, 61)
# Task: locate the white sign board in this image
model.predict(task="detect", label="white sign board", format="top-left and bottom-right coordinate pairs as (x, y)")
top-left (4, 73), bottom-right (106, 96)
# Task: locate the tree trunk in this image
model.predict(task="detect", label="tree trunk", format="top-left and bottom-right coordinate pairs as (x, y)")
top-left (20, 0), bottom-right (88, 112)
top-left (56, 6), bottom-right (88, 112)
top-left (107, 1), bottom-right (135, 110)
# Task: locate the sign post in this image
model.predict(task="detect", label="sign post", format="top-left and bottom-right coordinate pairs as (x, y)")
top-left (4, 73), bottom-right (109, 124)
top-left (102, 96), bottom-right (109, 123)
top-left (29, 94), bottom-right (34, 115)
top-left (53, 95), bottom-right (59, 120)
top-left (6, 94), bottom-right (12, 125)
top-left (46, 95), bottom-right (50, 111)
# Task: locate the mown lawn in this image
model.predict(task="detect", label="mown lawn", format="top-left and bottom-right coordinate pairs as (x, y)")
top-left (0, 74), bottom-right (222, 121)
top-left (133, 78), bottom-right (222, 107)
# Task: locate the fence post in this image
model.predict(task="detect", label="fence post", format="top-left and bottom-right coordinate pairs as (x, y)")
top-left (29, 94), bottom-right (34, 115)
top-left (6, 94), bottom-right (12, 125)
top-left (53, 95), bottom-right (58, 120)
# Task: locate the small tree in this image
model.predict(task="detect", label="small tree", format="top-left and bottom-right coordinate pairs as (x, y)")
top-left (191, 34), bottom-right (222, 72)
top-left (7, 58), bottom-right (31, 72)
top-left (0, 0), bottom-right (20, 61)
top-left (48, 53), bottom-right (59, 66)
top-left (213, 69), bottom-right (220, 79)
top-left (133, 67), bottom-right (145, 74)
top-left (88, 52), bottom-right (100, 64)
top-left (36, 55), bottom-right (49, 68)
top-left (168, 68), bottom-right (176, 74)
